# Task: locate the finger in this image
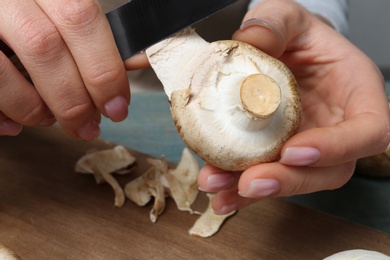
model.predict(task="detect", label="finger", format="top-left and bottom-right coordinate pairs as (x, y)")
top-left (36, 0), bottom-right (130, 122)
top-left (238, 161), bottom-right (355, 199)
top-left (0, 49), bottom-right (54, 127)
top-left (213, 160), bottom-right (356, 214)
top-left (198, 164), bottom-right (239, 193)
top-left (124, 52), bottom-right (150, 71)
top-left (280, 61), bottom-right (390, 167)
top-left (280, 113), bottom-right (390, 167)
top-left (0, 112), bottom-right (23, 136)
top-left (212, 189), bottom-right (255, 215)
top-left (231, 0), bottom-right (312, 58)
top-left (1, 0), bottom-right (101, 140)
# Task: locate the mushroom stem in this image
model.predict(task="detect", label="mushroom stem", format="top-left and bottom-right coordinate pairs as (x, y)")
top-left (240, 74), bottom-right (281, 119)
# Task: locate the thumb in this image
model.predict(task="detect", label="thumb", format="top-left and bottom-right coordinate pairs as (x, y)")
top-left (232, 0), bottom-right (312, 58)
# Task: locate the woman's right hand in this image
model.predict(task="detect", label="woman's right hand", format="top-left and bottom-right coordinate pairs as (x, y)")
top-left (0, 0), bottom-right (130, 140)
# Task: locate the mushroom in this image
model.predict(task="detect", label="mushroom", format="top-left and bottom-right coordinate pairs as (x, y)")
top-left (125, 148), bottom-right (200, 222)
top-left (75, 145), bottom-right (136, 207)
top-left (323, 249), bottom-right (390, 260)
top-left (146, 28), bottom-right (302, 171)
top-left (189, 193), bottom-right (236, 238)
top-left (0, 244), bottom-right (21, 260)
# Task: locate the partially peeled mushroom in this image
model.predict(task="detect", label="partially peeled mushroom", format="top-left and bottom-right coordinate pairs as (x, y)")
top-left (146, 28), bottom-right (302, 171)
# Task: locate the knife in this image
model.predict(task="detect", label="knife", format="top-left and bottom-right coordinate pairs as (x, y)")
top-left (1, 0), bottom-right (238, 82)
top-left (107, 0), bottom-right (239, 60)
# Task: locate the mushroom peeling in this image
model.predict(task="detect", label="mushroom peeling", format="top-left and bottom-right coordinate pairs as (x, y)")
top-left (75, 145), bottom-right (136, 207)
top-left (189, 193), bottom-right (236, 238)
top-left (125, 148), bottom-right (200, 223)
top-left (146, 28), bottom-right (302, 171)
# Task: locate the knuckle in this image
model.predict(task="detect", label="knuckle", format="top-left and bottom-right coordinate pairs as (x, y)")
top-left (56, 101), bottom-right (92, 123)
top-left (287, 175), bottom-right (310, 196)
top-left (84, 62), bottom-right (123, 89)
top-left (19, 18), bottom-right (63, 57)
top-left (331, 162), bottom-right (355, 190)
top-left (58, 0), bottom-right (101, 28)
top-left (15, 102), bottom-right (48, 126)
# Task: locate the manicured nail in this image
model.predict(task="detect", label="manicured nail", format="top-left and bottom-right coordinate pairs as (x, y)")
top-left (215, 203), bottom-right (238, 215)
top-left (104, 96), bottom-right (128, 122)
top-left (240, 18), bottom-right (274, 31)
top-left (0, 118), bottom-right (23, 136)
top-left (280, 147), bottom-right (321, 166)
top-left (198, 173), bottom-right (235, 192)
top-left (76, 120), bottom-right (100, 141)
top-left (239, 179), bottom-right (280, 198)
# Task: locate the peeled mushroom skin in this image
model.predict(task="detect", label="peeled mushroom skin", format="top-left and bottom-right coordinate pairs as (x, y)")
top-left (189, 193), bottom-right (236, 238)
top-left (75, 145), bottom-right (137, 207)
top-left (125, 149), bottom-right (200, 221)
top-left (167, 148), bottom-right (199, 208)
top-left (75, 145), bottom-right (136, 177)
top-left (147, 29), bottom-right (302, 171)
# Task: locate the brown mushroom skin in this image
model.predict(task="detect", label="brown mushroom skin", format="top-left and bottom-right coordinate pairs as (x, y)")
top-left (170, 40), bottom-right (302, 171)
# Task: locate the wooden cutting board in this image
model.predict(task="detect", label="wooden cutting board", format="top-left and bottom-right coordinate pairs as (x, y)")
top-left (1, 126), bottom-right (389, 259)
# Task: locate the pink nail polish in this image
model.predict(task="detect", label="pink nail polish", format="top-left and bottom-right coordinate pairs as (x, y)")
top-left (0, 118), bottom-right (23, 136)
top-left (76, 120), bottom-right (100, 141)
top-left (198, 173), bottom-right (235, 192)
top-left (239, 179), bottom-right (280, 198)
top-left (216, 203), bottom-right (238, 215)
top-left (240, 18), bottom-right (274, 31)
top-left (104, 96), bottom-right (128, 122)
top-left (280, 147), bottom-right (321, 166)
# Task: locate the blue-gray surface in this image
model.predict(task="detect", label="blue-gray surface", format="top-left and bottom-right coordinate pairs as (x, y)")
top-left (100, 91), bottom-right (193, 164)
top-left (100, 90), bottom-right (390, 233)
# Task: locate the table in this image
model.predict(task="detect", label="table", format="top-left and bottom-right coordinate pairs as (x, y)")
top-left (1, 112), bottom-right (389, 259)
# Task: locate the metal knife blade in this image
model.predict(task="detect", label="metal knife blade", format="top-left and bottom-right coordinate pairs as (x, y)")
top-left (107, 0), bottom-right (239, 60)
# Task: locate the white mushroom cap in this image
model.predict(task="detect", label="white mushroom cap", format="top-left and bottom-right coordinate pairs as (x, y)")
top-left (147, 29), bottom-right (301, 171)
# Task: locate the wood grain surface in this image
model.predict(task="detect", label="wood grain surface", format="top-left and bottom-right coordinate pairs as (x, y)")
top-left (1, 126), bottom-right (389, 259)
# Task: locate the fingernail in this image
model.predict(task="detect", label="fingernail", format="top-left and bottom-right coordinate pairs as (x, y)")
top-left (77, 120), bottom-right (100, 141)
top-left (215, 203), bottom-right (238, 215)
top-left (280, 147), bottom-right (321, 166)
top-left (104, 96), bottom-right (128, 122)
top-left (0, 118), bottom-right (23, 136)
top-left (198, 173), bottom-right (235, 192)
top-left (239, 179), bottom-right (280, 198)
top-left (240, 18), bottom-right (274, 31)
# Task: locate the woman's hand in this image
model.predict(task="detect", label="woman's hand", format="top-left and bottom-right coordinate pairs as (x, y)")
top-left (198, 0), bottom-right (390, 214)
top-left (0, 0), bottom-right (130, 140)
